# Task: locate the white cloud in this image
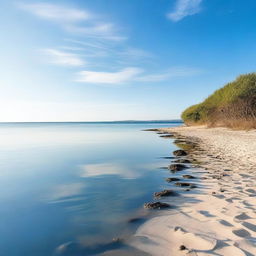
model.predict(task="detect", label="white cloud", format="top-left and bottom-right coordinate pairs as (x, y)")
top-left (42, 49), bottom-right (85, 66)
top-left (65, 24), bottom-right (126, 41)
top-left (18, 3), bottom-right (91, 23)
top-left (168, 0), bottom-right (202, 22)
top-left (75, 66), bottom-right (201, 84)
top-left (76, 67), bottom-right (143, 84)
top-left (18, 2), bottom-right (124, 41)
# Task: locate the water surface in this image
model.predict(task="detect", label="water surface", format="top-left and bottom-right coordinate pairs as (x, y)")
top-left (0, 122), bottom-right (180, 255)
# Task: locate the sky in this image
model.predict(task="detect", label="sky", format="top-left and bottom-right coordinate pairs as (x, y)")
top-left (0, 0), bottom-right (256, 121)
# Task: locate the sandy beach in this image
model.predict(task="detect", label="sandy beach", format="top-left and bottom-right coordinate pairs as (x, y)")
top-left (130, 126), bottom-right (256, 256)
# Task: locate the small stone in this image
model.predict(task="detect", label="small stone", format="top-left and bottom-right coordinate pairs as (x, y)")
top-left (168, 164), bottom-right (187, 172)
top-left (175, 182), bottom-right (190, 187)
top-left (175, 182), bottom-right (195, 187)
top-left (173, 150), bottom-right (187, 156)
top-left (180, 245), bottom-right (187, 251)
top-left (154, 190), bottom-right (178, 198)
top-left (182, 175), bottom-right (196, 179)
top-left (144, 202), bottom-right (170, 209)
top-left (166, 177), bottom-right (180, 182)
top-left (173, 159), bottom-right (191, 164)
top-left (160, 134), bottom-right (174, 138)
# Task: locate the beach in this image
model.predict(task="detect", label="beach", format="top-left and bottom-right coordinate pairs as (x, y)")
top-left (130, 126), bottom-right (256, 256)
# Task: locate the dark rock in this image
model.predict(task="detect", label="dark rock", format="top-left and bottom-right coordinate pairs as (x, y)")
top-left (182, 175), bottom-right (196, 179)
top-left (143, 129), bottom-right (159, 131)
top-left (180, 245), bottom-right (187, 251)
top-left (144, 202), bottom-right (170, 209)
top-left (160, 134), bottom-right (174, 138)
top-left (168, 164), bottom-right (187, 171)
top-left (166, 177), bottom-right (180, 182)
top-left (173, 159), bottom-right (191, 164)
top-left (174, 139), bottom-right (187, 144)
top-left (154, 190), bottom-right (178, 198)
top-left (175, 182), bottom-right (196, 187)
top-left (173, 150), bottom-right (187, 156)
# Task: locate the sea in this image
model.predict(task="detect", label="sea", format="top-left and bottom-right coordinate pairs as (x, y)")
top-left (0, 121), bottom-right (182, 255)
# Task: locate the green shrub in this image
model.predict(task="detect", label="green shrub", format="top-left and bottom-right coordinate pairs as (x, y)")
top-left (182, 73), bottom-right (256, 128)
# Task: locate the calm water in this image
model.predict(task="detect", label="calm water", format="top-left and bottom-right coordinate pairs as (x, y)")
top-left (0, 122), bottom-right (180, 255)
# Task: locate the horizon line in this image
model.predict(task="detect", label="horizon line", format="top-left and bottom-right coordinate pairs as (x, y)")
top-left (0, 119), bottom-right (183, 124)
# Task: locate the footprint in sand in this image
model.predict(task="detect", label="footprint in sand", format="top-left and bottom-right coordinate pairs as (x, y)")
top-left (232, 228), bottom-right (251, 238)
top-left (239, 174), bottom-right (252, 178)
top-left (174, 227), bottom-right (217, 251)
top-left (198, 210), bottom-right (216, 218)
top-left (242, 201), bottom-right (253, 207)
top-left (234, 213), bottom-right (251, 222)
top-left (225, 198), bottom-right (233, 203)
top-left (218, 219), bottom-right (233, 227)
top-left (242, 221), bottom-right (256, 233)
top-left (245, 188), bottom-right (256, 194)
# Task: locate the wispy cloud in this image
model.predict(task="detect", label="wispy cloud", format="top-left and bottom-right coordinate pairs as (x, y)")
top-left (138, 67), bottom-right (202, 82)
top-left (17, 2), bottom-right (203, 86)
top-left (76, 66), bottom-right (202, 84)
top-left (76, 67), bottom-right (143, 84)
top-left (18, 3), bottom-right (91, 23)
top-left (41, 49), bottom-right (85, 66)
top-left (168, 0), bottom-right (202, 22)
top-left (118, 48), bottom-right (153, 60)
top-left (18, 2), bottom-right (124, 41)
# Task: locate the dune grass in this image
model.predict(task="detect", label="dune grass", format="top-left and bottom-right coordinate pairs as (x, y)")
top-left (182, 73), bottom-right (256, 129)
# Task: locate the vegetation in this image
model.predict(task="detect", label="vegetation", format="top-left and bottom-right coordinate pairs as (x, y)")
top-left (182, 73), bottom-right (256, 129)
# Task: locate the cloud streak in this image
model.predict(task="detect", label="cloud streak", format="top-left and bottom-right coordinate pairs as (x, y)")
top-left (19, 3), bottom-right (91, 23)
top-left (18, 2), bottom-right (124, 41)
top-left (42, 49), bottom-right (85, 66)
top-left (76, 66), bottom-right (202, 84)
top-left (76, 67), bottom-right (143, 84)
top-left (137, 67), bottom-right (202, 82)
top-left (168, 0), bottom-right (202, 22)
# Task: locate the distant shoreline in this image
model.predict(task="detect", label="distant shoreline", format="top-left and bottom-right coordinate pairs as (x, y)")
top-left (0, 120), bottom-right (183, 124)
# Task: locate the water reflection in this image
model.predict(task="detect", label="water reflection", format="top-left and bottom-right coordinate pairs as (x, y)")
top-left (80, 163), bottom-right (141, 179)
top-left (0, 122), bottom-right (178, 255)
top-left (46, 183), bottom-right (85, 203)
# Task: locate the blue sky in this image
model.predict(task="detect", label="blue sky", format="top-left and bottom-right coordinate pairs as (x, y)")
top-left (0, 0), bottom-right (256, 121)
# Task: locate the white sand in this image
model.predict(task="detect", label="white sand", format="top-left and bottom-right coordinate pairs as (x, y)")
top-left (130, 126), bottom-right (256, 256)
